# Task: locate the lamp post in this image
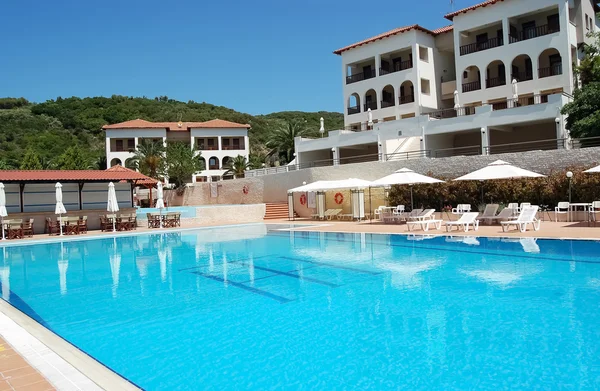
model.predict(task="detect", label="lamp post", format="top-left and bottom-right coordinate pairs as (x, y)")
top-left (566, 171), bottom-right (573, 203)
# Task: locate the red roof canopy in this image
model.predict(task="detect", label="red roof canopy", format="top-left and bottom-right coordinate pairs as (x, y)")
top-left (444, 0), bottom-right (504, 20)
top-left (102, 118), bottom-right (250, 131)
top-left (0, 166), bottom-right (156, 184)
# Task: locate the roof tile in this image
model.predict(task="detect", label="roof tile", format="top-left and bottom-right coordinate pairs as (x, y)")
top-left (444, 0), bottom-right (504, 20)
top-left (0, 166), bottom-right (155, 183)
top-left (102, 118), bottom-right (250, 131)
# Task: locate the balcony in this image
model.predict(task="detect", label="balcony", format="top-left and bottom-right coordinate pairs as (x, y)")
top-left (459, 37), bottom-right (503, 56)
top-left (379, 60), bottom-right (413, 76)
top-left (428, 106), bottom-right (476, 120)
top-left (346, 69), bottom-right (376, 85)
top-left (511, 72), bottom-right (533, 82)
top-left (486, 77), bottom-right (506, 88)
top-left (347, 106), bottom-right (360, 115)
top-left (222, 145), bottom-right (244, 151)
top-left (539, 64), bottom-right (562, 78)
top-left (462, 80), bottom-right (482, 93)
top-left (399, 95), bottom-right (415, 105)
top-left (380, 100), bottom-right (395, 108)
top-left (198, 145), bottom-right (218, 151)
top-left (509, 24), bottom-right (559, 43)
top-left (364, 101), bottom-right (377, 111)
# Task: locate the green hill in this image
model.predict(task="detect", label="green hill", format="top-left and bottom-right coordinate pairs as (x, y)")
top-left (0, 96), bottom-right (343, 168)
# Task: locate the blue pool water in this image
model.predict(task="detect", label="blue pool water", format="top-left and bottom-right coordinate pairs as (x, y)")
top-left (1, 226), bottom-right (600, 390)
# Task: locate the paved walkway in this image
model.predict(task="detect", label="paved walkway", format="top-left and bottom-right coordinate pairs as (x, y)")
top-left (0, 337), bottom-right (55, 391)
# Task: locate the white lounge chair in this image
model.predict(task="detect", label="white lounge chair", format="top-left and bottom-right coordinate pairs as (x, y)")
top-left (393, 205), bottom-right (405, 215)
top-left (407, 218), bottom-right (442, 231)
top-left (555, 202), bottom-right (569, 222)
top-left (477, 204), bottom-right (499, 225)
top-left (408, 209), bottom-right (435, 221)
top-left (445, 212), bottom-right (480, 232)
top-left (501, 206), bottom-right (541, 232)
top-left (487, 207), bottom-right (514, 223)
top-left (394, 208), bottom-right (422, 223)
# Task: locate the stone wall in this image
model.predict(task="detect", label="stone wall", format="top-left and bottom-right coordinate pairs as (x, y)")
top-left (137, 204), bottom-right (266, 226)
top-left (181, 147), bottom-right (600, 205)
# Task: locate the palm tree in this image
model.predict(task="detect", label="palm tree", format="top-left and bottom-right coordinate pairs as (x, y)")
top-left (128, 139), bottom-right (166, 179)
top-left (266, 120), bottom-right (315, 164)
top-left (223, 155), bottom-right (251, 178)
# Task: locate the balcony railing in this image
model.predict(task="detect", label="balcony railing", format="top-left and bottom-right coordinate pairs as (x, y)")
top-left (112, 147), bottom-right (135, 152)
top-left (222, 145), bottom-right (244, 150)
top-left (491, 94), bottom-right (549, 111)
top-left (509, 24), bottom-right (559, 43)
top-left (379, 60), bottom-right (413, 76)
top-left (486, 77), bottom-right (506, 88)
top-left (198, 145), bottom-right (218, 151)
top-left (428, 106), bottom-right (476, 120)
top-left (380, 100), bottom-right (395, 108)
top-left (485, 138), bottom-right (567, 155)
top-left (364, 101), bottom-right (377, 111)
top-left (459, 37), bottom-right (503, 56)
top-left (434, 145), bottom-right (481, 158)
top-left (462, 80), bottom-right (481, 93)
top-left (539, 64), bottom-right (562, 78)
top-left (511, 72), bottom-right (533, 82)
top-left (346, 69), bottom-right (376, 84)
top-left (347, 106), bottom-right (360, 115)
top-left (399, 95), bottom-right (415, 105)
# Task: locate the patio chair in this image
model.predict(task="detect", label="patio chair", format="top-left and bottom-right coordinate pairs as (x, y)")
top-left (476, 204), bottom-right (499, 225)
top-left (46, 217), bottom-right (60, 235)
top-left (452, 204), bottom-right (471, 215)
top-left (22, 218), bottom-right (34, 238)
top-left (589, 201), bottom-right (600, 225)
top-left (100, 215), bottom-right (110, 232)
top-left (555, 202), bottom-right (569, 222)
top-left (486, 208), bottom-right (514, 224)
top-left (393, 205), bottom-right (405, 215)
top-left (7, 221), bottom-right (23, 239)
top-left (501, 205), bottom-right (541, 232)
top-left (408, 209), bottom-right (435, 222)
top-left (374, 206), bottom-right (385, 221)
top-left (65, 217), bottom-right (79, 235)
top-left (445, 212), bottom-right (480, 232)
top-left (78, 216), bottom-right (88, 234)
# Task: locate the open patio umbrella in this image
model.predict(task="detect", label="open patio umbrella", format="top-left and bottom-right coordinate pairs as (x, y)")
top-left (0, 183), bottom-right (7, 241)
top-left (454, 160), bottom-right (544, 181)
top-left (156, 182), bottom-right (165, 228)
top-left (584, 164), bottom-right (600, 173)
top-left (371, 168), bottom-right (444, 209)
top-left (55, 182), bottom-right (67, 236)
top-left (107, 182), bottom-right (119, 232)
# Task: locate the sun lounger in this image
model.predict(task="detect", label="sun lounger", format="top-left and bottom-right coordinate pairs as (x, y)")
top-left (325, 209), bottom-right (342, 220)
top-left (408, 209), bottom-right (436, 221)
top-left (477, 204), bottom-right (499, 225)
top-left (486, 207), bottom-right (514, 223)
top-left (406, 219), bottom-right (442, 231)
top-left (445, 212), bottom-right (480, 232)
top-left (501, 206), bottom-right (540, 232)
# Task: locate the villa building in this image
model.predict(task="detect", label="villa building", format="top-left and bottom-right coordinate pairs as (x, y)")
top-left (291, 0), bottom-right (600, 169)
top-left (102, 119), bottom-right (250, 182)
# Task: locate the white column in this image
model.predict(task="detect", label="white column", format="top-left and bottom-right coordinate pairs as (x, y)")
top-left (134, 137), bottom-right (139, 148)
top-left (481, 126), bottom-right (490, 155)
top-left (244, 136), bottom-right (250, 158)
top-left (105, 137), bottom-right (111, 161)
top-left (218, 136), bottom-right (222, 151)
top-left (375, 54), bottom-right (381, 75)
top-left (190, 136), bottom-right (195, 150)
top-left (502, 18), bottom-right (510, 47)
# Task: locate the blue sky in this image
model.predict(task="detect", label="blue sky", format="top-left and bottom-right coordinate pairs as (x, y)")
top-left (0, 0), bottom-right (476, 115)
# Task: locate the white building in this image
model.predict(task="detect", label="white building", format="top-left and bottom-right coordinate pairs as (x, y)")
top-left (103, 119), bottom-right (250, 182)
top-left (290, 0), bottom-right (600, 169)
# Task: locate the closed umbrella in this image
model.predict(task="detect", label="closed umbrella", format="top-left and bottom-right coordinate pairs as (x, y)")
top-left (107, 182), bottom-right (119, 232)
top-left (0, 183), bottom-right (7, 241)
top-left (453, 90), bottom-right (460, 110)
top-left (454, 160), bottom-right (544, 181)
top-left (512, 79), bottom-right (518, 102)
top-left (55, 182), bottom-right (67, 236)
top-left (367, 108), bottom-right (373, 128)
top-left (156, 182), bottom-right (165, 228)
top-left (371, 168), bottom-right (444, 209)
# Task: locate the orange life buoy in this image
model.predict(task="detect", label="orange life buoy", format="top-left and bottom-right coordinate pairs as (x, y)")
top-left (334, 192), bottom-right (344, 205)
top-left (242, 185), bottom-right (249, 195)
top-left (300, 194), bottom-right (307, 206)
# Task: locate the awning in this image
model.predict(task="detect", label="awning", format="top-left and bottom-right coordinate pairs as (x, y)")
top-left (288, 178), bottom-right (372, 193)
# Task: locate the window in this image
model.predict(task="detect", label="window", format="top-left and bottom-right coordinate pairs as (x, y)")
top-left (127, 139), bottom-right (135, 150)
top-left (420, 78), bottom-right (431, 95)
top-left (547, 14), bottom-right (559, 32)
top-left (211, 176), bottom-right (220, 182)
top-left (586, 14), bottom-right (590, 30)
top-left (195, 176), bottom-right (207, 182)
top-left (418, 46), bottom-right (429, 62)
top-left (115, 139), bottom-right (123, 152)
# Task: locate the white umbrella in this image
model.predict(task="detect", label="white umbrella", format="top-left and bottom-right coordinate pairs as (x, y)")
top-left (288, 178), bottom-right (372, 193)
top-left (55, 182), bottom-right (67, 236)
top-left (371, 168), bottom-right (444, 209)
top-left (584, 164), bottom-right (600, 173)
top-left (453, 90), bottom-right (460, 110)
top-left (107, 182), bottom-right (119, 232)
top-left (512, 79), bottom-right (518, 101)
top-left (0, 265), bottom-right (9, 300)
top-left (0, 183), bottom-right (7, 241)
top-left (454, 160), bottom-right (545, 181)
top-left (319, 117), bottom-right (325, 137)
top-left (156, 182), bottom-right (165, 228)
top-left (367, 108), bottom-right (373, 127)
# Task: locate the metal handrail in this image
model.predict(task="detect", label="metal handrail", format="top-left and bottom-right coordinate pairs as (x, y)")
top-left (433, 145), bottom-right (481, 158)
top-left (484, 138), bottom-right (567, 154)
top-left (385, 149), bottom-right (431, 161)
top-left (509, 24), bottom-right (559, 43)
top-left (459, 37), bottom-right (503, 56)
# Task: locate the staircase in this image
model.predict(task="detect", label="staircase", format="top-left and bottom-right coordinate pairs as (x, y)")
top-left (264, 202), bottom-right (292, 220)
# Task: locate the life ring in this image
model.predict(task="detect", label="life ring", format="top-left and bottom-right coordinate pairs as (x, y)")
top-left (300, 194), bottom-right (307, 206)
top-left (334, 192), bottom-right (344, 205)
top-left (242, 185), bottom-right (249, 195)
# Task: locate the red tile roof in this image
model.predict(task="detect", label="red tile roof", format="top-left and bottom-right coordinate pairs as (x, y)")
top-left (444, 0), bottom-right (504, 20)
top-left (431, 25), bottom-right (454, 34)
top-left (102, 118), bottom-right (250, 131)
top-left (0, 166), bottom-right (155, 183)
top-left (107, 165), bottom-right (158, 186)
top-left (333, 24), bottom-right (453, 55)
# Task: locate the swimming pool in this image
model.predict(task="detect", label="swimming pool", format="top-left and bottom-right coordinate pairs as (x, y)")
top-left (1, 225), bottom-right (600, 389)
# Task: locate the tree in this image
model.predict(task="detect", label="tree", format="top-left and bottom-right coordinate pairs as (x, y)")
top-left (0, 160), bottom-right (12, 170)
top-left (266, 120), bottom-right (316, 164)
top-left (166, 142), bottom-right (204, 188)
top-left (223, 155), bottom-right (251, 178)
top-left (248, 153), bottom-right (266, 169)
top-left (20, 148), bottom-right (43, 170)
top-left (129, 139), bottom-right (166, 179)
top-left (54, 146), bottom-right (93, 170)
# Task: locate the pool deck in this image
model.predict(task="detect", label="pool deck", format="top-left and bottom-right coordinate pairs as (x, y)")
top-left (1, 216), bottom-right (600, 390)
